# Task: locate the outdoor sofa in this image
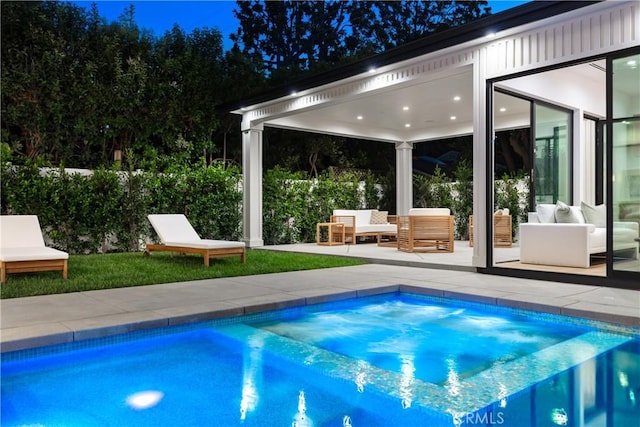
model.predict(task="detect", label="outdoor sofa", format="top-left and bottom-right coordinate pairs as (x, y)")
top-left (519, 202), bottom-right (639, 268)
top-left (330, 209), bottom-right (397, 244)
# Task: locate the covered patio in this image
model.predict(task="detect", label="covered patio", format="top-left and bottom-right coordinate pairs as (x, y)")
top-left (227, 1), bottom-right (639, 288)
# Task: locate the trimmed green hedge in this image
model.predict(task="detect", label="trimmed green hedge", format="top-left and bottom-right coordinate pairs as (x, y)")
top-left (1, 160), bottom-right (385, 252)
top-left (0, 156), bottom-right (526, 252)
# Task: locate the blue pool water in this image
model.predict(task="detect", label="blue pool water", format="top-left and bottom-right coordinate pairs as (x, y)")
top-left (2, 293), bottom-right (639, 426)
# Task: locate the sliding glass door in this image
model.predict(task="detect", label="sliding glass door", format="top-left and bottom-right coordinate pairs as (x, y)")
top-left (533, 104), bottom-right (572, 205)
top-left (609, 52), bottom-right (640, 278)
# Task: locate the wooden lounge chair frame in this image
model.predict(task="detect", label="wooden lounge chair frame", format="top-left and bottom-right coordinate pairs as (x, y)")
top-left (144, 243), bottom-right (246, 266)
top-left (145, 214), bottom-right (246, 266)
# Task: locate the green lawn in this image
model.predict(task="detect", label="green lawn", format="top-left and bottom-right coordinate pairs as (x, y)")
top-left (0, 250), bottom-right (366, 299)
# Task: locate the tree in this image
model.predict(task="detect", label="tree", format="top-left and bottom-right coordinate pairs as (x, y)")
top-left (350, 0), bottom-right (491, 52)
top-left (232, 0), bottom-right (491, 80)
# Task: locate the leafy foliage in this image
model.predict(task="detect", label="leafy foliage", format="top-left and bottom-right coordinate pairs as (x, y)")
top-left (494, 172), bottom-right (529, 239)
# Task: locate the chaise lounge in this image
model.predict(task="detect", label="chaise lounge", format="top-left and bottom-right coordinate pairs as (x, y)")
top-left (145, 214), bottom-right (246, 266)
top-left (0, 215), bottom-right (69, 283)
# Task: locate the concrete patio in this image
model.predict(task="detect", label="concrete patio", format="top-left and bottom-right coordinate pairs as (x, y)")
top-left (1, 242), bottom-right (638, 353)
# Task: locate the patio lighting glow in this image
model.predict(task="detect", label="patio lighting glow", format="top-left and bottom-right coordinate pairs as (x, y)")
top-left (368, 67), bottom-right (377, 73)
top-left (290, 91), bottom-right (298, 96)
top-left (627, 60), bottom-right (637, 68)
top-left (486, 32), bottom-right (496, 38)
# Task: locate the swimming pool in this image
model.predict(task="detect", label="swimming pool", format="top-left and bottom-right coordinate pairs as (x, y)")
top-left (2, 292), bottom-right (639, 426)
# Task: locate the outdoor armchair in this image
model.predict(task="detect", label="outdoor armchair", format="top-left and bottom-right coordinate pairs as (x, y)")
top-left (397, 208), bottom-right (455, 253)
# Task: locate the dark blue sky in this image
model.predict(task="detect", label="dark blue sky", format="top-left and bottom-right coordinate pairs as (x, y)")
top-left (76, 1), bottom-right (530, 50)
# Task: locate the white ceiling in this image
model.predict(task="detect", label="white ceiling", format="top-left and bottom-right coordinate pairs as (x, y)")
top-left (265, 60), bottom-right (606, 144)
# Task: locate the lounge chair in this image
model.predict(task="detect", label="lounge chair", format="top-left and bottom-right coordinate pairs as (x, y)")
top-left (0, 215), bottom-right (69, 283)
top-left (145, 214), bottom-right (246, 266)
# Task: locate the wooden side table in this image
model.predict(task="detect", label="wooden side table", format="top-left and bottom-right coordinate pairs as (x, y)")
top-left (316, 222), bottom-right (345, 246)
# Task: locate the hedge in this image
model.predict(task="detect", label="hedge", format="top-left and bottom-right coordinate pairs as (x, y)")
top-left (1, 158), bottom-right (526, 253)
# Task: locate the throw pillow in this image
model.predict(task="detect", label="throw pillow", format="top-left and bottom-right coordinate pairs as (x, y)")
top-left (370, 210), bottom-right (388, 224)
top-left (494, 209), bottom-right (503, 216)
top-left (536, 204), bottom-right (556, 223)
top-left (555, 201), bottom-right (585, 223)
top-left (581, 202), bottom-right (606, 227)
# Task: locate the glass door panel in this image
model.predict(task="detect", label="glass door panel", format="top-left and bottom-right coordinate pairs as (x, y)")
top-left (611, 53), bottom-right (640, 275)
top-left (533, 104), bottom-right (572, 205)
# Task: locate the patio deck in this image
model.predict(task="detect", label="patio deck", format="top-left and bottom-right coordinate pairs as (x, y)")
top-left (1, 242), bottom-right (638, 353)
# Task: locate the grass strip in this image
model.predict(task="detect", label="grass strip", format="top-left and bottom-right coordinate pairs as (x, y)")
top-left (0, 249), bottom-right (366, 299)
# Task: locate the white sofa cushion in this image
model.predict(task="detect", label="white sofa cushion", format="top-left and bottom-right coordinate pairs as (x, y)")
top-left (408, 208), bottom-right (450, 216)
top-left (356, 224), bottom-right (396, 234)
top-left (536, 204), bottom-right (556, 223)
top-left (333, 209), bottom-right (372, 227)
top-left (581, 202), bottom-right (606, 227)
top-left (555, 201), bottom-right (586, 224)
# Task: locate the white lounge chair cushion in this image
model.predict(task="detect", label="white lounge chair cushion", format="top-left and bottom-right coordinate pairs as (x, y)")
top-left (148, 214), bottom-right (245, 248)
top-left (163, 240), bottom-right (246, 249)
top-left (0, 247), bottom-right (68, 262)
top-left (1, 215), bottom-right (47, 248)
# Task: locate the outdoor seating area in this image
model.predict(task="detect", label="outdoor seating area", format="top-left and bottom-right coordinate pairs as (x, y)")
top-left (397, 208), bottom-right (455, 253)
top-left (145, 214), bottom-right (246, 266)
top-left (0, 215), bottom-right (69, 283)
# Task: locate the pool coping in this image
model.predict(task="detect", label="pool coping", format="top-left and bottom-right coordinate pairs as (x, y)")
top-left (2, 268), bottom-right (639, 354)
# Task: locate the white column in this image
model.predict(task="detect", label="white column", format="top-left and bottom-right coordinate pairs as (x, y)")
top-left (472, 53), bottom-right (487, 268)
top-left (396, 141), bottom-right (413, 215)
top-left (241, 119), bottom-right (264, 247)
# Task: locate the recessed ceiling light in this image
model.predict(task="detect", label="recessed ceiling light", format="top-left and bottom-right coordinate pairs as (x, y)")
top-left (486, 32), bottom-right (496, 38)
top-left (405, 123), bottom-right (411, 128)
top-left (368, 67), bottom-right (377, 73)
top-left (499, 107), bottom-right (506, 112)
top-left (290, 91), bottom-right (298, 96)
top-left (453, 96), bottom-right (461, 101)
top-left (450, 116), bottom-right (457, 120)
top-left (357, 115), bottom-right (363, 120)
top-left (403, 106), bottom-right (410, 111)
